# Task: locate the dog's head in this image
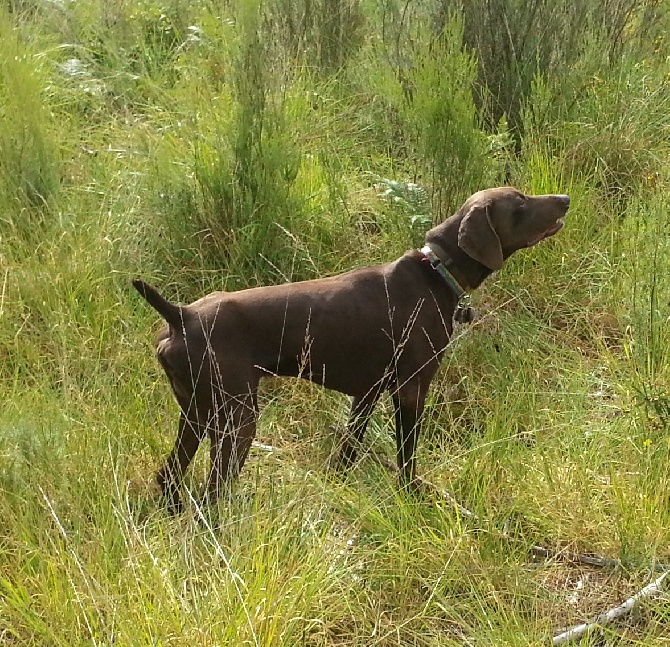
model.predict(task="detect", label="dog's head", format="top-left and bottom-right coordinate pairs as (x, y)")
top-left (430, 187), bottom-right (570, 271)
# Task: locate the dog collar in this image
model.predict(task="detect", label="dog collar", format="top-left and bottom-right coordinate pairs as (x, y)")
top-left (420, 244), bottom-right (469, 300)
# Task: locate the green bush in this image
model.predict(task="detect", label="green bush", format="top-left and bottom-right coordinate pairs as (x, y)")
top-left (359, 8), bottom-right (503, 220)
top-left (461, 0), bottom-right (657, 136)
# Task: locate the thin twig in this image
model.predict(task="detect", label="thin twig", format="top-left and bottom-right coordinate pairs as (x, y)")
top-left (530, 545), bottom-right (620, 570)
top-left (552, 569), bottom-right (669, 645)
top-left (530, 545), bottom-right (669, 573)
top-left (251, 441), bottom-right (279, 452)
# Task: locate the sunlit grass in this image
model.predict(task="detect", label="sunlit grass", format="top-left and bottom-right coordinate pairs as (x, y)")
top-left (1, 1), bottom-right (669, 645)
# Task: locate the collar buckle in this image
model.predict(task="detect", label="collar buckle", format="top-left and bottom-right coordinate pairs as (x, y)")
top-left (454, 293), bottom-right (474, 323)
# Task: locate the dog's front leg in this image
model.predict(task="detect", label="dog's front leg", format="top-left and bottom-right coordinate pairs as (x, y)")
top-left (157, 412), bottom-right (204, 512)
top-left (392, 383), bottom-right (428, 490)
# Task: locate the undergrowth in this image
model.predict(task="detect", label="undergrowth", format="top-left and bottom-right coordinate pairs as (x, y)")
top-left (1, 1), bottom-right (669, 644)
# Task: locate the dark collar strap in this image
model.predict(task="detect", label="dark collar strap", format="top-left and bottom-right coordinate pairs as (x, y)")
top-left (420, 244), bottom-right (469, 299)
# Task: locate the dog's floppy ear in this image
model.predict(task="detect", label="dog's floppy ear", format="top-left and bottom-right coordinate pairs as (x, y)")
top-left (457, 202), bottom-right (503, 270)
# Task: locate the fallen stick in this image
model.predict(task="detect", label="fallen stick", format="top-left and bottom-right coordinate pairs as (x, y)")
top-left (252, 441), bottom-right (280, 452)
top-left (552, 569), bottom-right (669, 645)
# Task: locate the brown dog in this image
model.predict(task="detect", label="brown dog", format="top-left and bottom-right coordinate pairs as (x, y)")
top-left (134, 187), bottom-right (569, 511)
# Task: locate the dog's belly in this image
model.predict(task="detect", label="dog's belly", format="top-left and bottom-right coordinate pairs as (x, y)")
top-left (245, 289), bottom-right (449, 397)
top-left (269, 353), bottom-right (388, 397)
top-left (267, 331), bottom-right (422, 397)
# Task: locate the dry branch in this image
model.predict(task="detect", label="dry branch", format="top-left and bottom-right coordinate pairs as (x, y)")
top-left (529, 545), bottom-right (620, 570)
top-left (251, 441), bottom-right (279, 452)
top-left (552, 569), bottom-right (669, 645)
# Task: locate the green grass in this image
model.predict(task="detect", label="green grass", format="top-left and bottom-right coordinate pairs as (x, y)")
top-left (1, 1), bottom-right (670, 644)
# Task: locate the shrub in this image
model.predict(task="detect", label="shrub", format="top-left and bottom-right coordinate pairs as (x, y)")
top-left (461, 0), bottom-right (657, 136)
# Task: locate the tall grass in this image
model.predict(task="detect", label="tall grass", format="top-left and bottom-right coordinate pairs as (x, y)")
top-left (0, 8), bottom-right (59, 232)
top-left (461, 0), bottom-right (662, 135)
top-left (1, 0), bottom-right (670, 644)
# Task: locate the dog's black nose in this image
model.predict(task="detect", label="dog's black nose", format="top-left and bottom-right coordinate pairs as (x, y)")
top-left (556, 194), bottom-right (570, 208)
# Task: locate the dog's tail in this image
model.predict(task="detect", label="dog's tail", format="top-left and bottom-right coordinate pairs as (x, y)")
top-left (132, 279), bottom-right (184, 327)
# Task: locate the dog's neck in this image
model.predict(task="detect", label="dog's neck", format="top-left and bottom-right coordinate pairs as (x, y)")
top-left (424, 217), bottom-right (494, 291)
top-left (420, 242), bottom-right (470, 297)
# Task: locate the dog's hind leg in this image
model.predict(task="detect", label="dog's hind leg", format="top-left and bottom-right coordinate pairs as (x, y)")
top-left (157, 412), bottom-right (205, 512)
top-left (338, 388), bottom-right (382, 470)
top-left (205, 390), bottom-right (258, 503)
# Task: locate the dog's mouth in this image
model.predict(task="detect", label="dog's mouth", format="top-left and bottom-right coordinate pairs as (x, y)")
top-left (526, 219), bottom-right (565, 247)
